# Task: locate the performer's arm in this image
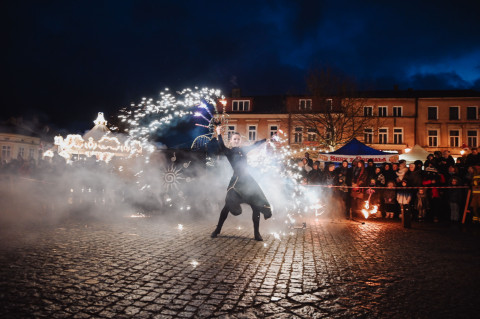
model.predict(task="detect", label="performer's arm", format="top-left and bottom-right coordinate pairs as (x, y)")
top-left (216, 126), bottom-right (228, 152)
top-left (243, 139), bottom-right (266, 153)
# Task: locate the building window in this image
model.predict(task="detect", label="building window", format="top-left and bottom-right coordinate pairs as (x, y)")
top-left (467, 106), bottom-right (478, 120)
top-left (393, 128), bottom-right (403, 144)
top-left (1, 145), bottom-right (11, 161)
top-left (378, 128), bottom-right (388, 144)
top-left (428, 130), bottom-right (439, 147)
top-left (449, 130), bottom-right (460, 147)
top-left (393, 106), bottom-right (403, 117)
top-left (364, 128), bottom-right (373, 143)
top-left (307, 128), bottom-right (317, 141)
top-left (29, 148), bottom-right (35, 159)
top-left (294, 127), bottom-right (303, 143)
top-left (232, 100), bottom-right (250, 111)
top-left (449, 106), bottom-right (460, 120)
top-left (378, 106), bottom-right (387, 117)
top-left (428, 106), bottom-right (438, 120)
top-left (227, 125), bottom-right (236, 140)
top-left (467, 130), bottom-right (478, 148)
top-left (269, 125), bottom-right (278, 138)
top-left (248, 125), bottom-right (257, 141)
top-left (299, 99), bottom-right (312, 111)
top-left (363, 106), bottom-right (373, 117)
top-left (18, 147), bottom-right (25, 159)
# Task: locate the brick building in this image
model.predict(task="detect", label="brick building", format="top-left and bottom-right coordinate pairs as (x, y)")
top-left (222, 89), bottom-right (480, 157)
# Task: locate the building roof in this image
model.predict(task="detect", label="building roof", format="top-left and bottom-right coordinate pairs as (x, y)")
top-left (248, 95), bottom-right (287, 113)
top-left (228, 89), bottom-right (480, 114)
top-left (357, 89), bottom-right (480, 99)
top-left (0, 121), bottom-right (41, 138)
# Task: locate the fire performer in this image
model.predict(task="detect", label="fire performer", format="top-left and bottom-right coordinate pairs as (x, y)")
top-left (211, 125), bottom-right (272, 241)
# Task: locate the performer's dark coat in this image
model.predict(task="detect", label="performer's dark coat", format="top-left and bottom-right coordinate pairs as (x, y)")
top-left (218, 134), bottom-right (271, 215)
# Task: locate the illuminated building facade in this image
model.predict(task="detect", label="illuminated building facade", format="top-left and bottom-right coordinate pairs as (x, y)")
top-left (223, 89), bottom-right (480, 157)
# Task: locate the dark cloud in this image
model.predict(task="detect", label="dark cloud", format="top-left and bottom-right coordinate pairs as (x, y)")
top-left (1, 0), bottom-right (479, 131)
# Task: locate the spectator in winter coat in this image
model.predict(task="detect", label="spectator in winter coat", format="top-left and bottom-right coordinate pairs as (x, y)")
top-left (447, 176), bottom-right (464, 222)
top-left (374, 167), bottom-right (386, 186)
top-left (423, 165), bottom-right (444, 222)
top-left (307, 161), bottom-right (323, 185)
top-left (424, 154), bottom-right (436, 170)
top-left (465, 148), bottom-right (480, 167)
top-left (323, 163), bottom-right (336, 185)
top-left (335, 160), bottom-right (352, 185)
top-left (383, 181), bottom-right (397, 218)
top-left (366, 159), bottom-right (376, 179)
top-left (438, 150), bottom-right (455, 174)
top-left (304, 152), bottom-right (314, 168)
top-left (382, 163), bottom-right (396, 184)
top-left (405, 163), bottom-right (423, 187)
top-left (397, 179), bottom-right (412, 219)
top-left (415, 188), bottom-right (429, 221)
top-left (396, 160), bottom-right (409, 184)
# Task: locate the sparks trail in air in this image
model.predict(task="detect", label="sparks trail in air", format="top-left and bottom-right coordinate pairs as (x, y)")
top-left (245, 129), bottom-right (328, 228)
top-left (116, 86), bottom-right (330, 235)
top-left (193, 98), bottom-right (228, 134)
top-left (117, 87), bottom-right (224, 194)
top-left (118, 87), bottom-right (225, 156)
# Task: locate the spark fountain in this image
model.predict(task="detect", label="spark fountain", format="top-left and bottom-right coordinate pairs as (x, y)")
top-left (113, 86), bottom-right (332, 238)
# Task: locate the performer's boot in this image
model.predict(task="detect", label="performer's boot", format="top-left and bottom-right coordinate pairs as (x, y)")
top-left (262, 206), bottom-right (272, 220)
top-left (253, 209), bottom-right (263, 241)
top-left (212, 205), bottom-right (229, 238)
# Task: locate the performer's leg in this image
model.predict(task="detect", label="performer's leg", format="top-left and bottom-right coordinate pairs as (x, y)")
top-left (252, 206), bottom-right (263, 241)
top-left (211, 205), bottom-right (229, 238)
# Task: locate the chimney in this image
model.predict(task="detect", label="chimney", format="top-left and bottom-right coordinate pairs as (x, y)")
top-left (232, 88), bottom-right (241, 98)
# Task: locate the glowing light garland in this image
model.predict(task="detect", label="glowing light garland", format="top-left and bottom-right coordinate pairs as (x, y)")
top-left (50, 113), bottom-right (143, 163)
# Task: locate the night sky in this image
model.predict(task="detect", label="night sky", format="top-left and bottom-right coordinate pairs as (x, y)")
top-left (2, 0), bottom-right (480, 132)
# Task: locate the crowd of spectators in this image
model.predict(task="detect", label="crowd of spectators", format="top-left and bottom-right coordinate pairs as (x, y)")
top-left (3, 148), bottom-right (480, 223)
top-left (299, 149), bottom-right (480, 223)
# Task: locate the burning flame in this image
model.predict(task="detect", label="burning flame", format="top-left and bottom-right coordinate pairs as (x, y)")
top-left (361, 201), bottom-right (378, 219)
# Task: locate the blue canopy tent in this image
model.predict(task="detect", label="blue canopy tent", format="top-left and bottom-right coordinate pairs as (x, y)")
top-left (317, 138), bottom-right (399, 163)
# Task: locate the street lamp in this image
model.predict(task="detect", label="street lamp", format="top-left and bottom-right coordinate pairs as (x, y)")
top-left (404, 144), bottom-right (411, 153)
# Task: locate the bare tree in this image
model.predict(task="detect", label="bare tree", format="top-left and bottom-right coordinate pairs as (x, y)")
top-left (293, 68), bottom-right (381, 151)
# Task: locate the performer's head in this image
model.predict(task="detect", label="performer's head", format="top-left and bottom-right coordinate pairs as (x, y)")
top-left (230, 132), bottom-right (242, 147)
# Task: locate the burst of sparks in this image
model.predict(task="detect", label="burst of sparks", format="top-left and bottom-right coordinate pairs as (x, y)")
top-left (118, 87), bottom-right (225, 157)
top-left (272, 232), bottom-right (281, 241)
top-left (117, 86), bottom-right (336, 228)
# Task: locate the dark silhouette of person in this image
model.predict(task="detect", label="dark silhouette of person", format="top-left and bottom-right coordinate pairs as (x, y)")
top-left (211, 126), bottom-right (272, 241)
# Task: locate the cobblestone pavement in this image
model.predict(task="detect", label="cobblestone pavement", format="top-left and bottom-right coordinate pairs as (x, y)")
top-left (1, 212), bottom-right (480, 319)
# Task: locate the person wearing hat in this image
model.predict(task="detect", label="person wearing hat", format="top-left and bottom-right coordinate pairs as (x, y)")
top-left (307, 161), bottom-right (322, 185)
top-left (211, 126), bottom-right (272, 241)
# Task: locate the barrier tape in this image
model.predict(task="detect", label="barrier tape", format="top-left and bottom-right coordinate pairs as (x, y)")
top-left (304, 184), bottom-right (470, 189)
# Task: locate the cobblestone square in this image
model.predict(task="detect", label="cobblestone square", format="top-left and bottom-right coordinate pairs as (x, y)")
top-left (1, 212), bottom-right (479, 318)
